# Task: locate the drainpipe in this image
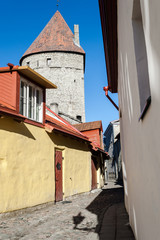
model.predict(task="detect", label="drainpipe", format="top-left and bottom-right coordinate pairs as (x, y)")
top-left (103, 86), bottom-right (119, 111)
top-left (7, 63), bottom-right (14, 70)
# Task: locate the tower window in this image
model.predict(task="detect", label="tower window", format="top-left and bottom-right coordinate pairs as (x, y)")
top-left (26, 61), bottom-right (30, 67)
top-left (47, 58), bottom-right (51, 66)
top-left (76, 115), bottom-right (82, 121)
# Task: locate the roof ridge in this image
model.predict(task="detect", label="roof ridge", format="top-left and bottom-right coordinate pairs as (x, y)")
top-left (74, 120), bottom-right (103, 132)
top-left (46, 107), bottom-right (86, 136)
top-left (45, 115), bottom-right (89, 141)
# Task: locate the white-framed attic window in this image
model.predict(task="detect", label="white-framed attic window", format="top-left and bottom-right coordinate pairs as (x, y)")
top-left (20, 78), bottom-right (43, 123)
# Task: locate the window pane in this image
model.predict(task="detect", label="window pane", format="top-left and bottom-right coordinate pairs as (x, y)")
top-left (20, 82), bottom-right (24, 115)
top-left (28, 86), bottom-right (32, 118)
top-left (20, 82), bottom-right (27, 116)
top-left (20, 80), bottom-right (42, 123)
top-left (36, 90), bottom-right (40, 121)
top-left (33, 89), bottom-right (35, 119)
top-left (47, 58), bottom-right (51, 66)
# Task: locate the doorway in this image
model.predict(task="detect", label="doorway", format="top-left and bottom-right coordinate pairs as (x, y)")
top-left (91, 156), bottom-right (97, 190)
top-left (55, 150), bottom-right (63, 201)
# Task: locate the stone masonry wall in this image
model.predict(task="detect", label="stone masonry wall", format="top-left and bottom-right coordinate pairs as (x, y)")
top-left (21, 52), bottom-right (85, 123)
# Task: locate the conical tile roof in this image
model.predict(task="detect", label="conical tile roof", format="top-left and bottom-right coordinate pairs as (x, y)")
top-left (20, 11), bottom-right (85, 63)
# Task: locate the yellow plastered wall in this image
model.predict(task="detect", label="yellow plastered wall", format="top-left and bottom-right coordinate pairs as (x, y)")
top-left (0, 117), bottom-right (91, 213)
top-left (0, 118), bottom-right (55, 213)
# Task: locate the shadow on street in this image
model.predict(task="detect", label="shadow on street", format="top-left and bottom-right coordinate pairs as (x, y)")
top-left (73, 186), bottom-right (123, 231)
top-left (72, 183), bottom-right (135, 239)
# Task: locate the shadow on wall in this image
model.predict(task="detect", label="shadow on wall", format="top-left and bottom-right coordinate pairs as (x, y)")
top-left (0, 118), bottom-right (36, 140)
top-left (47, 131), bottom-right (90, 152)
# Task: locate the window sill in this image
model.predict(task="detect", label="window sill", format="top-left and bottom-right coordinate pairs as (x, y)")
top-left (139, 96), bottom-right (151, 121)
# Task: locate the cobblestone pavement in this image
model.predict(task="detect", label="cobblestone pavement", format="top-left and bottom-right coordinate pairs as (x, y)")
top-left (0, 182), bottom-right (124, 240)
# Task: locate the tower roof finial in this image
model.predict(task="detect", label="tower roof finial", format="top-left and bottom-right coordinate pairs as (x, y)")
top-left (57, 0), bottom-right (60, 10)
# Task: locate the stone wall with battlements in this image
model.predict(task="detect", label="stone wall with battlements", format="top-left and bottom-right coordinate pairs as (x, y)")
top-left (21, 52), bottom-right (85, 124)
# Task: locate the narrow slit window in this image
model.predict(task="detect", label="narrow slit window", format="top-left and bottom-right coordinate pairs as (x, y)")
top-left (47, 58), bottom-right (51, 66)
top-left (76, 115), bottom-right (82, 121)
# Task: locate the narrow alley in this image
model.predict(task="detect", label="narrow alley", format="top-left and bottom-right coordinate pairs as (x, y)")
top-left (0, 181), bottom-right (135, 240)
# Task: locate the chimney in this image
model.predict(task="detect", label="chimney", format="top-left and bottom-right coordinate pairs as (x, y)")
top-left (74, 24), bottom-right (80, 46)
top-left (50, 103), bottom-right (59, 115)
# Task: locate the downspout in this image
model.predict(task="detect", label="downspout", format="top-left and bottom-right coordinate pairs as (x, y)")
top-left (103, 86), bottom-right (119, 111)
top-left (7, 63), bottom-right (14, 73)
top-left (7, 63), bottom-right (14, 70)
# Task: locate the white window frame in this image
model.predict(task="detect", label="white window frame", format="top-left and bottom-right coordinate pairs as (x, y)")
top-left (20, 78), bottom-right (43, 123)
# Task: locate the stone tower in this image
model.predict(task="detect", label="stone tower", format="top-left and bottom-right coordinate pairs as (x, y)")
top-left (20, 11), bottom-right (85, 124)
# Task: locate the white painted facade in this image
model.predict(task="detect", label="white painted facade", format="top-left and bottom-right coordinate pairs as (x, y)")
top-left (21, 52), bottom-right (85, 124)
top-left (118, 0), bottom-right (160, 239)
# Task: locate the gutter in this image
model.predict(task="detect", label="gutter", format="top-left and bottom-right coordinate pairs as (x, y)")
top-left (103, 86), bottom-right (119, 111)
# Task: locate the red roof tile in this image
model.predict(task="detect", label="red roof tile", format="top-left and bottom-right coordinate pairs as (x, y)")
top-left (20, 11), bottom-right (85, 62)
top-left (74, 121), bottom-right (103, 132)
top-left (45, 107), bottom-right (89, 142)
top-left (45, 108), bottom-right (108, 156)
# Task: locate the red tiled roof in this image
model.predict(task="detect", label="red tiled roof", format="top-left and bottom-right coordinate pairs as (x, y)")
top-left (45, 107), bottom-right (89, 142)
top-left (20, 11), bottom-right (85, 62)
top-left (0, 66), bottom-right (57, 89)
top-left (45, 112), bottom-right (108, 157)
top-left (74, 121), bottom-right (103, 132)
top-left (91, 140), bottom-right (109, 157)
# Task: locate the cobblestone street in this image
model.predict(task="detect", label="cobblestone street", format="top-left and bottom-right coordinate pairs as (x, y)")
top-left (0, 182), bottom-right (133, 240)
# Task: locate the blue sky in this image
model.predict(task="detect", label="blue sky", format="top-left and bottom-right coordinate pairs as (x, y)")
top-left (0, 0), bottom-right (119, 131)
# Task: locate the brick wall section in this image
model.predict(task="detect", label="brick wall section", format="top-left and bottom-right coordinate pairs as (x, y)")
top-left (21, 52), bottom-right (85, 123)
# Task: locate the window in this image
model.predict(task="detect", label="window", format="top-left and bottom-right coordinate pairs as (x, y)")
top-left (47, 58), bottom-right (51, 66)
top-left (76, 115), bottom-right (82, 121)
top-left (132, 0), bottom-right (151, 120)
top-left (20, 79), bottom-right (43, 123)
top-left (26, 62), bottom-right (30, 67)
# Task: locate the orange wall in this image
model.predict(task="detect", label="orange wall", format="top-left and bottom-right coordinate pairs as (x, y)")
top-left (0, 72), bottom-right (18, 110)
top-left (82, 129), bottom-right (101, 147)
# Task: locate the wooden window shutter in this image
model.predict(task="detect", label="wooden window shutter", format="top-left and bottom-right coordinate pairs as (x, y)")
top-left (0, 72), bottom-right (17, 110)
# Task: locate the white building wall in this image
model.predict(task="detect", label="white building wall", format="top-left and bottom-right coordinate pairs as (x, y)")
top-left (21, 52), bottom-right (85, 124)
top-left (118, 0), bottom-right (160, 239)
